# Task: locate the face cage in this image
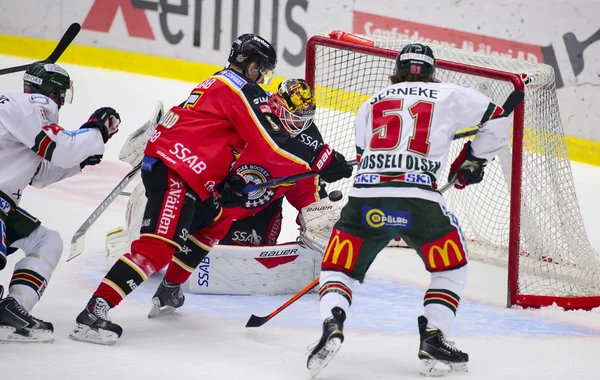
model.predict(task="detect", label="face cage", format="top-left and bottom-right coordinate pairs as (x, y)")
top-left (279, 107), bottom-right (314, 137)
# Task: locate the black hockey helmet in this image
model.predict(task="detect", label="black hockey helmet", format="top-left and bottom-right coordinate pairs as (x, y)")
top-left (228, 33), bottom-right (277, 84)
top-left (394, 43), bottom-right (436, 81)
top-left (269, 78), bottom-right (316, 136)
top-left (24, 61), bottom-right (73, 107)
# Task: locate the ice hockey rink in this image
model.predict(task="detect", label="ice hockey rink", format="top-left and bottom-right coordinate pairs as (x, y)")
top-left (1, 54), bottom-right (600, 380)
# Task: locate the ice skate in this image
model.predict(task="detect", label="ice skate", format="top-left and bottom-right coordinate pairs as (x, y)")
top-left (417, 315), bottom-right (469, 376)
top-left (0, 285), bottom-right (54, 343)
top-left (306, 307), bottom-right (346, 378)
top-left (148, 278), bottom-right (185, 319)
top-left (70, 297), bottom-right (122, 345)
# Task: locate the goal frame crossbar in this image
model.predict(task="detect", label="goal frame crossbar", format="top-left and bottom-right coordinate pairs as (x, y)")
top-left (305, 35), bottom-right (598, 310)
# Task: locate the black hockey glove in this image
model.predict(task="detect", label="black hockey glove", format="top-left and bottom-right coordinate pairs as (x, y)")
top-left (448, 141), bottom-right (487, 189)
top-left (81, 107), bottom-right (121, 143)
top-left (80, 154), bottom-right (103, 169)
top-left (217, 174), bottom-right (249, 208)
top-left (312, 144), bottom-right (354, 183)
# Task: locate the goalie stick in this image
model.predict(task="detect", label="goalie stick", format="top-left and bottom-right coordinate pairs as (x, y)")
top-left (244, 182), bottom-right (457, 328)
top-left (0, 23), bottom-right (81, 75)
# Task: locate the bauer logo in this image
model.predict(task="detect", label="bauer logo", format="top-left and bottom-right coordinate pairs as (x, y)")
top-left (362, 207), bottom-right (411, 229)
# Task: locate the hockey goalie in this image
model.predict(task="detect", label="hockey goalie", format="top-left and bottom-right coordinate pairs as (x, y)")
top-left (105, 80), bottom-right (349, 315)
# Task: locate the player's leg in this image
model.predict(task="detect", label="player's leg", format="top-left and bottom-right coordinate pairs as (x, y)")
top-left (399, 200), bottom-right (469, 375)
top-left (218, 197), bottom-right (283, 246)
top-left (149, 197), bottom-right (231, 317)
top-left (70, 158), bottom-right (209, 345)
top-left (0, 208), bottom-right (60, 343)
top-left (308, 196), bottom-right (394, 377)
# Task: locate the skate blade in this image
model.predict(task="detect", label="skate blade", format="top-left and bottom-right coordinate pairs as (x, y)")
top-left (0, 325), bottom-right (54, 343)
top-left (148, 304), bottom-right (177, 319)
top-left (307, 337), bottom-right (343, 378)
top-left (419, 359), bottom-right (468, 377)
top-left (69, 323), bottom-right (118, 346)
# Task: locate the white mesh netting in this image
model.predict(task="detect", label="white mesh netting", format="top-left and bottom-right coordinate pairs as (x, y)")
top-left (308, 35), bottom-right (600, 303)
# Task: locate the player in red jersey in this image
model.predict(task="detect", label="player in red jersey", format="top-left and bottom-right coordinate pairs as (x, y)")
top-left (70, 35), bottom-right (352, 345)
top-left (145, 79), bottom-right (338, 315)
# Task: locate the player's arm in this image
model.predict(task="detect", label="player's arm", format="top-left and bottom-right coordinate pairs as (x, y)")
top-left (449, 88), bottom-right (512, 189)
top-left (29, 160), bottom-right (81, 189)
top-left (19, 104), bottom-right (119, 168)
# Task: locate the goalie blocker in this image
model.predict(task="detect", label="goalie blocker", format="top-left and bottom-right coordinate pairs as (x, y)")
top-left (105, 183), bottom-right (344, 295)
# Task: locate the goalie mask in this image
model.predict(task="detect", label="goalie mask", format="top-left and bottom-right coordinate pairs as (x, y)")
top-left (24, 61), bottom-right (74, 108)
top-left (269, 79), bottom-right (316, 137)
top-left (394, 43), bottom-right (436, 81)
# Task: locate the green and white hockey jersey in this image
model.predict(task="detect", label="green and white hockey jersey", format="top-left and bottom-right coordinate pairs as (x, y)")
top-left (0, 92), bottom-right (105, 205)
top-left (352, 81), bottom-right (512, 204)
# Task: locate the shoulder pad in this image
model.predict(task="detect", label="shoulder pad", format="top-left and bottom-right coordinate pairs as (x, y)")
top-left (219, 70), bottom-right (248, 89)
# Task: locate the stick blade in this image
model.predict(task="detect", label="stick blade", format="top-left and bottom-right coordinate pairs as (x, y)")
top-left (245, 314), bottom-right (268, 328)
top-left (502, 89), bottom-right (525, 114)
top-left (67, 233), bottom-right (86, 262)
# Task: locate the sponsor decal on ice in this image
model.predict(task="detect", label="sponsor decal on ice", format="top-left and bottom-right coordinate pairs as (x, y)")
top-left (362, 207), bottom-right (411, 229)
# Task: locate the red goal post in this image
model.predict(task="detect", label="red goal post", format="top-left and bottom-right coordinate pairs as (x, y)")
top-left (305, 33), bottom-right (600, 310)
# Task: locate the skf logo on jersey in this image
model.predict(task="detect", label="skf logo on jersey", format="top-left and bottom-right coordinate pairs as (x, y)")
top-left (0, 197), bottom-right (11, 215)
top-left (354, 174), bottom-right (380, 184)
top-left (421, 230), bottom-right (468, 271)
top-left (236, 164), bottom-right (276, 209)
top-left (362, 207), bottom-right (411, 229)
top-left (322, 229), bottom-right (363, 272)
top-left (405, 173), bottom-right (433, 186)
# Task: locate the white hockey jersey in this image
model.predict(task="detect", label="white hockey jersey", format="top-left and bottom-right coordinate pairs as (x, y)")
top-left (352, 81), bottom-right (512, 204)
top-left (0, 92), bottom-right (105, 205)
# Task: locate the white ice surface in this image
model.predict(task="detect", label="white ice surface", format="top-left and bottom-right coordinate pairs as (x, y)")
top-left (0, 56), bottom-right (599, 380)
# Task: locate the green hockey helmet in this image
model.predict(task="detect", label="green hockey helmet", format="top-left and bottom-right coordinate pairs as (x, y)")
top-left (23, 62), bottom-right (74, 107)
top-left (394, 43), bottom-right (436, 81)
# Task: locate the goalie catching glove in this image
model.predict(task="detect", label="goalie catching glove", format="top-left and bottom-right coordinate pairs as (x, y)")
top-left (312, 144), bottom-right (353, 183)
top-left (448, 141), bottom-right (487, 189)
top-left (80, 107), bottom-right (121, 143)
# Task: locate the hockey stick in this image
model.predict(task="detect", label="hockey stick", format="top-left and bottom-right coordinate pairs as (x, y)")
top-left (0, 23), bottom-right (81, 75)
top-left (244, 181), bottom-right (459, 328)
top-left (243, 159), bottom-right (358, 194)
top-left (451, 89), bottom-right (525, 140)
top-left (66, 163), bottom-right (141, 262)
top-left (245, 278), bottom-right (319, 328)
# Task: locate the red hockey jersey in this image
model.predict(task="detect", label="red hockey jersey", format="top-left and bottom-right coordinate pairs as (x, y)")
top-left (190, 122), bottom-right (328, 247)
top-left (144, 69), bottom-right (311, 200)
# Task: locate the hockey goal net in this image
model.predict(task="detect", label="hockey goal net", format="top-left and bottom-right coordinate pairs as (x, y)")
top-left (305, 33), bottom-right (600, 310)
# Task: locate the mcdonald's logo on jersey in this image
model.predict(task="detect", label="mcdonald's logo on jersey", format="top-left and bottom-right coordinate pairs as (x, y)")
top-left (322, 228), bottom-right (363, 272)
top-left (421, 230), bottom-right (468, 271)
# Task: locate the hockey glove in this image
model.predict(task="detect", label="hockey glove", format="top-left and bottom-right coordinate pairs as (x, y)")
top-left (448, 141), bottom-right (487, 189)
top-left (312, 144), bottom-right (353, 183)
top-left (217, 174), bottom-right (249, 208)
top-left (81, 107), bottom-right (121, 143)
top-left (80, 154), bottom-right (103, 169)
